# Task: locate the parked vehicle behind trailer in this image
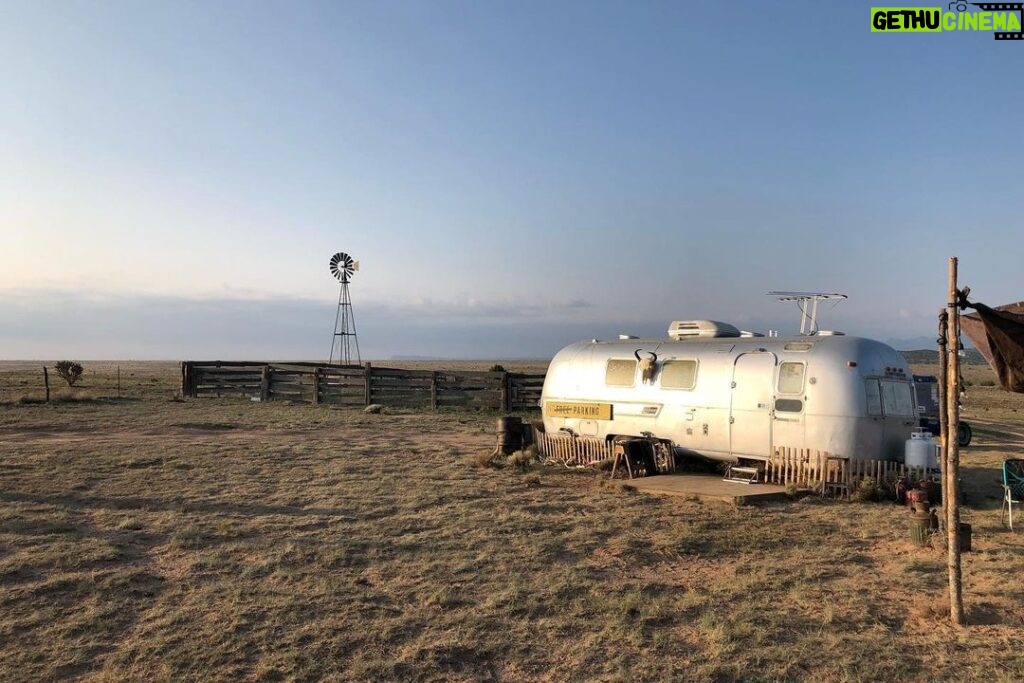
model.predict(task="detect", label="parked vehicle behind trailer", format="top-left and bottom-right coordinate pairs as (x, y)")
top-left (912, 374), bottom-right (972, 446)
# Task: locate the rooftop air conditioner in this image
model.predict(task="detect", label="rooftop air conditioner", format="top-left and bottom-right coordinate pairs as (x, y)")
top-left (667, 320), bottom-right (741, 340)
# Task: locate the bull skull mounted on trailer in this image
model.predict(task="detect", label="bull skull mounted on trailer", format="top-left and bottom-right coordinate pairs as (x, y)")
top-left (634, 349), bottom-right (659, 384)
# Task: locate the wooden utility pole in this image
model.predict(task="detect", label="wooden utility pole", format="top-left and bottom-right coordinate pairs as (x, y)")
top-left (42, 366), bottom-right (50, 403)
top-left (944, 256), bottom-right (965, 625)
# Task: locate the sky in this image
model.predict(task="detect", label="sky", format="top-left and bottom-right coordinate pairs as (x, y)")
top-left (1, 0), bottom-right (1021, 360)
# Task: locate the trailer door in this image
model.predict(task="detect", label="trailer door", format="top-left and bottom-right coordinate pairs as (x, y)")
top-left (730, 353), bottom-right (775, 458)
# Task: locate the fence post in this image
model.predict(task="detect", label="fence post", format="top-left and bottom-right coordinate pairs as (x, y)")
top-left (182, 362), bottom-right (197, 398)
top-left (43, 366), bottom-right (50, 403)
top-left (500, 372), bottom-right (509, 412)
top-left (260, 365), bottom-right (271, 401)
top-left (364, 362), bottom-right (372, 405)
top-left (313, 367), bottom-right (322, 405)
top-left (430, 371), bottom-right (438, 411)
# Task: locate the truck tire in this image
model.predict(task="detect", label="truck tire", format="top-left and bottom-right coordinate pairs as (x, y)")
top-left (957, 422), bottom-right (972, 447)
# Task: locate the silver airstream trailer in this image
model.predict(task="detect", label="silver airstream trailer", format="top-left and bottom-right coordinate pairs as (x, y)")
top-left (540, 320), bottom-right (918, 463)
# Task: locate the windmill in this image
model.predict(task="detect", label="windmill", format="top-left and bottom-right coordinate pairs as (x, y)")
top-left (328, 252), bottom-right (361, 366)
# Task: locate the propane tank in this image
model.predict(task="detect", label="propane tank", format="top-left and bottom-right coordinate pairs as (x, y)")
top-left (905, 429), bottom-right (939, 469)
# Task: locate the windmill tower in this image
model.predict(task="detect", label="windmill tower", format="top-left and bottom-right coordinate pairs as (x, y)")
top-left (328, 252), bottom-right (361, 366)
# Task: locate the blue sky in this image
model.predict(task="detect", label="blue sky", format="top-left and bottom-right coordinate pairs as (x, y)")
top-left (1, 1), bottom-right (1021, 359)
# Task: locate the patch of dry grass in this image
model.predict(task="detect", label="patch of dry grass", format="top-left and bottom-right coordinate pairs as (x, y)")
top-left (0, 362), bottom-right (1023, 681)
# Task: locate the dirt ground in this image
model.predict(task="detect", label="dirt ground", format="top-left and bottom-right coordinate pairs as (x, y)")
top-left (1, 360), bottom-right (1023, 682)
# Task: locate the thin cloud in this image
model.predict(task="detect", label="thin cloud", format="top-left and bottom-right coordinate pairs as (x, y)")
top-left (0, 289), bottom-right (609, 360)
top-left (0, 288), bottom-right (939, 360)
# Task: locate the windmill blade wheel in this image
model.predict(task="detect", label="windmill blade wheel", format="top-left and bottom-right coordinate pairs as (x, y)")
top-left (329, 252), bottom-right (356, 281)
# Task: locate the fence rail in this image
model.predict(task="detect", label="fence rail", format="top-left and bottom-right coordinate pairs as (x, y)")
top-left (535, 430), bottom-right (615, 467)
top-left (765, 447), bottom-right (937, 490)
top-left (534, 434), bottom-right (938, 494)
top-left (180, 361), bottom-right (543, 411)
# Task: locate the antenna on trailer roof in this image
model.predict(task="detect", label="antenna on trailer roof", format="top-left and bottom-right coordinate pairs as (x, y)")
top-left (768, 291), bottom-right (847, 336)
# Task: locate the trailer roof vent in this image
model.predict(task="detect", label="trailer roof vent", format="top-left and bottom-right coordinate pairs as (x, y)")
top-left (668, 320), bottom-right (741, 339)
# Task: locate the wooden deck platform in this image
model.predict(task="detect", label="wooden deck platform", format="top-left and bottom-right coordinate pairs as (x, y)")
top-left (625, 473), bottom-right (789, 504)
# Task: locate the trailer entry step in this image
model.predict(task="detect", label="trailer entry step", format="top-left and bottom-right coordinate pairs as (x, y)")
top-left (723, 465), bottom-right (759, 484)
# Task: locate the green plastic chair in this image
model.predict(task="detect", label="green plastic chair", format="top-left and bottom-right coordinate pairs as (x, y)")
top-left (1002, 460), bottom-right (1024, 530)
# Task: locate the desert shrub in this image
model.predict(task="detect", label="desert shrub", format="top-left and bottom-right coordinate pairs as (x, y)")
top-left (364, 404), bottom-right (387, 414)
top-left (54, 361), bottom-right (84, 387)
top-left (488, 364), bottom-right (506, 373)
top-left (472, 450), bottom-right (505, 469)
top-left (116, 517), bottom-right (144, 531)
top-left (51, 392), bottom-right (91, 403)
top-left (852, 477), bottom-right (889, 502)
top-left (507, 449), bottom-right (538, 472)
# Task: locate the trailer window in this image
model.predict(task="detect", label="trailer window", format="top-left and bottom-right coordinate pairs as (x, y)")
top-left (865, 379), bottom-right (883, 416)
top-left (661, 360), bottom-right (697, 390)
top-left (775, 398), bottom-right (803, 413)
top-left (881, 380), bottom-right (915, 416)
top-left (605, 359), bottom-right (637, 387)
top-left (777, 362), bottom-right (805, 394)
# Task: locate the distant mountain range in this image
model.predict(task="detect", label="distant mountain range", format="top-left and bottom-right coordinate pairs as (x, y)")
top-left (901, 348), bottom-right (986, 365)
top-left (393, 351), bottom-right (987, 368)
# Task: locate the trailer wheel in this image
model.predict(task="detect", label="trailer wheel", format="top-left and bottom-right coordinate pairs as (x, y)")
top-left (957, 422), bottom-right (972, 447)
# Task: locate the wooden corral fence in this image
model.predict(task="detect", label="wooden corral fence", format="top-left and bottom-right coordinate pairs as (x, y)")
top-left (180, 361), bottom-right (544, 411)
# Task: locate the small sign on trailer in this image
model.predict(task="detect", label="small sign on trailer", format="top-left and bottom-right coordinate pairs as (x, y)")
top-left (544, 401), bottom-right (614, 420)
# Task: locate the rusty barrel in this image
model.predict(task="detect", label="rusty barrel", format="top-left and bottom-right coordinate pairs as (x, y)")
top-left (496, 416), bottom-right (523, 455)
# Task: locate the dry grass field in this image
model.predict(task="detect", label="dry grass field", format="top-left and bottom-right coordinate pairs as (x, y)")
top-left (2, 360), bottom-right (1024, 682)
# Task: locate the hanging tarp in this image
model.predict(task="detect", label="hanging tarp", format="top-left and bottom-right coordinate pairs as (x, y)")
top-left (961, 301), bottom-right (1024, 393)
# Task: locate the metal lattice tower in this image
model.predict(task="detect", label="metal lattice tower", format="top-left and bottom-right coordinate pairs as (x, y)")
top-left (328, 252), bottom-right (361, 366)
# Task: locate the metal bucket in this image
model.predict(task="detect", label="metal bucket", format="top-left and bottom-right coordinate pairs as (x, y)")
top-left (907, 488), bottom-right (929, 511)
